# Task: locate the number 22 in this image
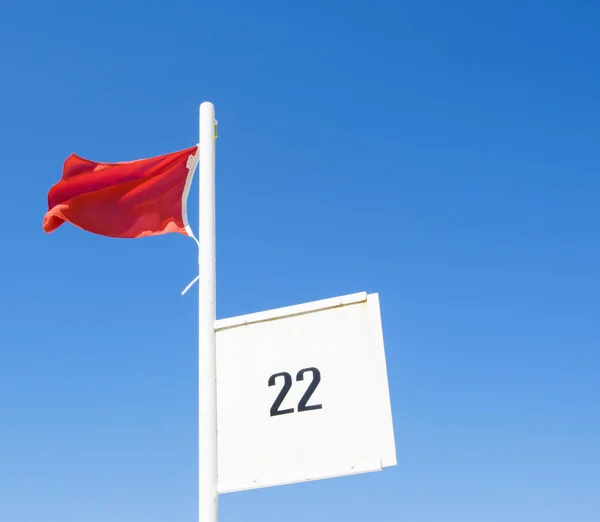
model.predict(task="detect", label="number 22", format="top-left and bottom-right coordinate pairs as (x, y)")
top-left (268, 367), bottom-right (322, 417)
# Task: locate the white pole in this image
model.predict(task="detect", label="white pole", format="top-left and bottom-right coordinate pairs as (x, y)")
top-left (199, 101), bottom-right (218, 522)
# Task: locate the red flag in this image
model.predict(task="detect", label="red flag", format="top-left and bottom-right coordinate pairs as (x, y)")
top-left (43, 146), bottom-right (198, 239)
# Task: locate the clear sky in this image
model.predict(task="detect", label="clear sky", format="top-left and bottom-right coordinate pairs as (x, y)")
top-left (1, 0), bottom-right (599, 521)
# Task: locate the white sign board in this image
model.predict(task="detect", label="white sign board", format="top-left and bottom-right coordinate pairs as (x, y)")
top-left (215, 292), bottom-right (396, 493)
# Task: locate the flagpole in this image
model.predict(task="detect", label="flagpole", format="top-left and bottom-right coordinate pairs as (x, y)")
top-left (199, 101), bottom-right (218, 522)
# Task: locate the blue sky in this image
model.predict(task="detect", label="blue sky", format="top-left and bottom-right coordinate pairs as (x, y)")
top-left (1, 0), bottom-right (599, 521)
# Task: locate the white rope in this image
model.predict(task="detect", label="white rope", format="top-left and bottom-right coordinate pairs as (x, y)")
top-left (181, 274), bottom-right (200, 296)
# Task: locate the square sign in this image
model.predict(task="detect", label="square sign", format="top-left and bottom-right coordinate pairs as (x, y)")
top-left (215, 292), bottom-right (396, 493)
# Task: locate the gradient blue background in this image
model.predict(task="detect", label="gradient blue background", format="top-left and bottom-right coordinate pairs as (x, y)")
top-left (1, 1), bottom-right (599, 521)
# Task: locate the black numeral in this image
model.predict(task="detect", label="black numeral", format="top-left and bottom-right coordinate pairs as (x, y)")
top-left (268, 372), bottom-right (294, 416)
top-left (297, 367), bottom-right (323, 412)
top-left (268, 367), bottom-right (322, 417)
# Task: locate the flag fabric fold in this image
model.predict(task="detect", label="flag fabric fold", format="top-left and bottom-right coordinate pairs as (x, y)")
top-left (43, 146), bottom-right (198, 239)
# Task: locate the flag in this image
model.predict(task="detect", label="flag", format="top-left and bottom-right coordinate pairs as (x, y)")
top-left (43, 146), bottom-right (198, 239)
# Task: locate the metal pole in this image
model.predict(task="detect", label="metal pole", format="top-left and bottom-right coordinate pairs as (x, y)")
top-left (198, 101), bottom-right (218, 522)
